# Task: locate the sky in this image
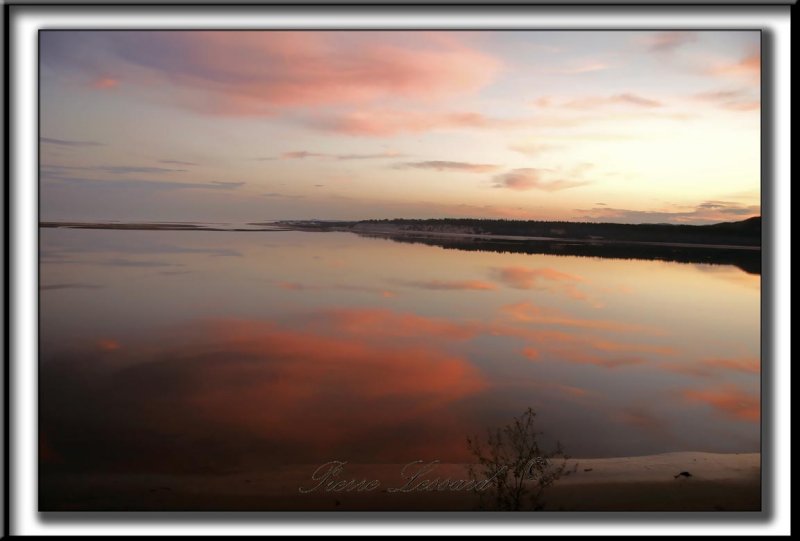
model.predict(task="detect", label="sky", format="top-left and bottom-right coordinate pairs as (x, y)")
top-left (39, 30), bottom-right (761, 224)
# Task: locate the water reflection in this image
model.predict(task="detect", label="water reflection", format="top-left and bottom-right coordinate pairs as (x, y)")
top-left (366, 233), bottom-right (762, 275)
top-left (40, 228), bottom-right (760, 479)
top-left (41, 314), bottom-right (487, 473)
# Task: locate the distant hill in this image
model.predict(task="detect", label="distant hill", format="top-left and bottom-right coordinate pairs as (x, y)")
top-left (704, 216), bottom-right (761, 233)
top-left (278, 217), bottom-right (762, 248)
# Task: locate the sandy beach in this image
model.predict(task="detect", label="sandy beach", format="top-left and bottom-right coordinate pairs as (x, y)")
top-left (40, 452), bottom-right (760, 512)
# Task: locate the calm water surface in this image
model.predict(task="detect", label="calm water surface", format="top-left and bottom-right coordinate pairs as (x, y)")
top-left (39, 228), bottom-right (760, 475)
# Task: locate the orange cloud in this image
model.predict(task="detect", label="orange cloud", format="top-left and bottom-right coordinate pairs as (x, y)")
top-left (660, 356), bottom-right (760, 378)
top-left (702, 357), bottom-right (760, 375)
top-left (659, 361), bottom-right (715, 378)
top-left (41, 313), bottom-right (489, 471)
top-left (500, 301), bottom-right (662, 334)
top-left (96, 339), bottom-right (121, 351)
top-left (277, 282), bottom-right (398, 297)
top-left (90, 77), bottom-right (119, 90)
top-left (522, 346), bottom-right (540, 361)
top-left (493, 304), bottom-right (671, 369)
top-left (708, 51), bottom-right (760, 83)
top-left (39, 301), bottom-right (696, 477)
top-left (682, 385), bottom-right (759, 422)
top-left (203, 318), bottom-right (485, 405)
top-left (722, 101), bottom-right (760, 111)
top-left (589, 338), bottom-right (675, 356)
top-left (489, 325), bottom-right (579, 344)
top-left (278, 281), bottom-right (310, 291)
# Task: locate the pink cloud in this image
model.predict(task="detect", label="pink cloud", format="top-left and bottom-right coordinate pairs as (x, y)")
top-left (553, 349), bottom-right (647, 369)
top-left (561, 62), bottom-right (611, 74)
top-left (435, 202), bottom-right (553, 221)
top-left (399, 279), bottom-right (498, 291)
top-left (549, 383), bottom-right (591, 398)
top-left (318, 308), bottom-right (480, 341)
top-left (722, 101), bottom-right (760, 111)
top-left (493, 168), bottom-right (590, 192)
top-left (638, 31), bottom-right (697, 52)
top-left (616, 408), bottom-right (666, 432)
top-left (80, 32), bottom-right (502, 115)
top-left (540, 93), bottom-right (663, 110)
top-left (277, 150), bottom-right (406, 161)
top-left (508, 142), bottom-right (560, 157)
top-left (493, 267), bottom-right (583, 290)
top-left (682, 385), bottom-right (759, 422)
top-left (310, 109), bottom-right (520, 137)
top-left (692, 89), bottom-right (760, 112)
top-left (527, 379), bottom-right (594, 399)
top-left (664, 356), bottom-right (760, 377)
top-left (492, 269), bottom-right (598, 304)
top-left (396, 161), bottom-right (501, 174)
top-left (281, 151), bottom-right (327, 159)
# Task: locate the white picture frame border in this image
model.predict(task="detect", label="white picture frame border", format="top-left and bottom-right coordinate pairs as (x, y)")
top-left (7, 3), bottom-right (792, 536)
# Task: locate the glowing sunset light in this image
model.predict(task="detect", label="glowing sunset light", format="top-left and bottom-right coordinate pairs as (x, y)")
top-left (40, 30), bottom-right (760, 224)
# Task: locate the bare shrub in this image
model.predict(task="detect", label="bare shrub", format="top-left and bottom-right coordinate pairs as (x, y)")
top-left (467, 407), bottom-right (573, 510)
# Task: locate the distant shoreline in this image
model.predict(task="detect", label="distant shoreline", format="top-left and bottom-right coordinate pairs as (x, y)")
top-left (39, 216), bottom-right (761, 251)
top-left (273, 216), bottom-right (761, 250)
top-left (39, 221), bottom-right (290, 232)
top-left (327, 227), bottom-right (761, 252)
